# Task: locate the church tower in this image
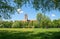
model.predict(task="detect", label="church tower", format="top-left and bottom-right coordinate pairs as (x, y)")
top-left (24, 14), bottom-right (28, 21)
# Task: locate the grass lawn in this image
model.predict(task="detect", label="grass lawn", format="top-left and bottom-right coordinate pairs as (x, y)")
top-left (0, 28), bottom-right (60, 39)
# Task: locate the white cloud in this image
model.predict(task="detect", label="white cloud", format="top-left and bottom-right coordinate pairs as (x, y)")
top-left (51, 14), bottom-right (56, 17)
top-left (20, 11), bottom-right (23, 13)
top-left (17, 9), bottom-right (23, 14)
top-left (17, 9), bottom-right (21, 12)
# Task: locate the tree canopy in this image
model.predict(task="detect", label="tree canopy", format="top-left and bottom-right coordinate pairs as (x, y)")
top-left (14, 0), bottom-right (60, 10)
top-left (0, 0), bottom-right (60, 19)
top-left (0, 0), bottom-right (15, 19)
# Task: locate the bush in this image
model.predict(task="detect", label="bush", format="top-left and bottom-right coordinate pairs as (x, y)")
top-left (12, 21), bottom-right (24, 28)
top-left (2, 21), bottom-right (12, 28)
top-left (12, 21), bottom-right (20, 28)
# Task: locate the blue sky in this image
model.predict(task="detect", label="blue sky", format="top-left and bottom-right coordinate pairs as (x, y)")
top-left (10, 5), bottom-right (37, 21)
top-left (4, 1), bottom-right (60, 21)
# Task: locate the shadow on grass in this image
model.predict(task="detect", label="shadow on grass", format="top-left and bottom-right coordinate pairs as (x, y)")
top-left (0, 30), bottom-right (60, 39)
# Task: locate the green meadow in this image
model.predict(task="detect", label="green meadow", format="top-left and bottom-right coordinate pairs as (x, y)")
top-left (0, 28), bottom-right (60, 39)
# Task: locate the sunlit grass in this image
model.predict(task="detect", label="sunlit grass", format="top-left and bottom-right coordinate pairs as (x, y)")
top-left (0, 28), bottom-right (60, 32)
top-left (0, 28), bottom-right (60, 39)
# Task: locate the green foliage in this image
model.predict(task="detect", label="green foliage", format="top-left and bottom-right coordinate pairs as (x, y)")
top-left (53, 19), bottom-right (60, 28)
top-left (0, 21), bottom-right (4, 28)
top-left (0, 0), bottom-right (15, 19)
top-left (12, 21), bottom-right (20, 28)
top-left (0, 0), bottom-right (60, 19)
top-left (12, 21), bottom-right (25, 28)
top-left (0, 21), bottom-right (13, 28)
top-left (23, 22), bottom-right (29, 28)
top-left (14, 0), bottom-right (60, 11)
top-left (36, 13), bottom-right (51, 28)
top-left (33, 21), bottom-right (38, 28)
top-left (3, 21), bottom-right (13, 28)
top-left (36, 13), bottom-right (43, 21)
top-left (1, 0), bottom-right (60, 12)
top-left (28, 21), bottom-right (33, 28)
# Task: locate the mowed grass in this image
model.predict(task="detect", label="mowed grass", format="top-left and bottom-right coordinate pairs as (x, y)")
top-left (0, 28), bottom-right (60, 39)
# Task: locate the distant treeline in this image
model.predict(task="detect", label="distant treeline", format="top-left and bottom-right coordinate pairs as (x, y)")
top-left (0, 13), bottom-right (60, 28)
top-left (0, 19), bottom-right (60, 28)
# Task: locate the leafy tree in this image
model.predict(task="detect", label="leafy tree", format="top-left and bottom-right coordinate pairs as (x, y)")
top-left (0, 0), bottom-right (15, 19)
top-left (23, 21), bottom-right (29, 28)
top-left (12, 21), bottom-right (24, 28)
top-left (33, 21), bottom-right (38, 28)
top-left (53, 19), bottom-right (60, 28)
top-left (36, 13), bottom-right (45, 28)
top-left (2, 21), bottom-right (13, 28)
top-left (42, 19), bottom-right (52, 28)
top-left (28, 21), bottom-right (34, 28)
top-left (19, 21), bottom-right (26, 28)
top-left (0, 21), bottom-right (4, 28)
top-left (36, 13), bottom-right (51, 28)
top-left (12, 21), bottom-right (20, 28)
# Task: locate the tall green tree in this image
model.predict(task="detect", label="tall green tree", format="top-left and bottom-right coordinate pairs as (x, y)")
top-left (36, 13), bottom-right (44, 28)
top-left (36, 13), bottom-right (51, 28)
